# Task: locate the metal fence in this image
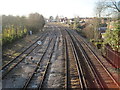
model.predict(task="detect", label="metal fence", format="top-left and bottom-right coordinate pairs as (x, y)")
top-left (105, 45), bottom-right (120, 68)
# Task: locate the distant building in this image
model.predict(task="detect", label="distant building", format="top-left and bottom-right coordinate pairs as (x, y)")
top-left (98, 27), bottom-right (107, 33)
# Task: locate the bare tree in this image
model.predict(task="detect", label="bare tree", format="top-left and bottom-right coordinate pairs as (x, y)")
top-left (105, 0), bottom-right (120, 12)
top-left (95, 0), bottom-right (120, 17)
top-left (95, 1), bottom-right (106, 17)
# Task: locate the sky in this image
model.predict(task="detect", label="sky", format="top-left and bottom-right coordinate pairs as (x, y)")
top-left (0, 0), bottom-right (98, 18)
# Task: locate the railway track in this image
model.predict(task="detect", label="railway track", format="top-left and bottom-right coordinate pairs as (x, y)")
top-left (2, 33), bottom-right (49, 79)
top-left (62, 30), bottom-right (87, 89)
top-left (22, 35), bottom-right (57, 89)
top-left (2, 26), bottom-right (61, 88)
top-left (66, 29), bottom-right (120, 89)
top-left (2, 24), bottom-right (119, 89)
top-left (2, 31), bottom-right (48, 65)
top-left (64, 37), bottom-right (83, 88)
top-left (62, 28), bottom-right (99, 88)
top-left (75, 31), bottom-right (120, 88)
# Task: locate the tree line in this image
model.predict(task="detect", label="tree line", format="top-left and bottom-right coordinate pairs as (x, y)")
top-left (69, 0), bottom-right (119, 52)
top-left (82, 0), bottom-right (119, 52)
top-left (2, 13), bottom-right (45, 45)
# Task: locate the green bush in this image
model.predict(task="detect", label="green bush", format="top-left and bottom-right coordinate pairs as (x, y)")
top-left (2, 25), bottom-right (27, 45)
top-left (103, 21), bottom-right (120, 52)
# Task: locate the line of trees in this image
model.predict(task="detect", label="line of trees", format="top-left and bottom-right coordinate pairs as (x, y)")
top-left (73, 0), bottom-right (120, 52)
top-left (83, 0), bottom-right (120, 52)
top-left (2, 13), bottom-right (45, 45)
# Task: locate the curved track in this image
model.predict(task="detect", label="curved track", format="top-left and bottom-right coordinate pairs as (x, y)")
top-left (65, 29), bottom-right (120, 89)
top-left (62, 29), bottom-right (87, 89)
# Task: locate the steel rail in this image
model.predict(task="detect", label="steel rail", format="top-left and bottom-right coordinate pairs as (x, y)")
top-left (64, 37), bottom-right (70, 89)
top-left (2, 33), bottom-right (48, 70)
top-left (68, 29), bottom-right (120, 88)
top-left (61, 29), bottom-right (69, 89)
top-left (2, 33), bottom-right (48, 79)
top-left (68, 35), bottom-right (88, 89)
top-left (61, 29), bottom-right (87, 89)
top-left (22, 37), bottom-right (53, 89)
top-left (63, 29), bottom-right (87, 89)
top-left (68, 31), bottom-right (104, 88)
top-left (38, 36), bottom-right (57, 89)
top-left (77, 34), bottom-right (120, 88)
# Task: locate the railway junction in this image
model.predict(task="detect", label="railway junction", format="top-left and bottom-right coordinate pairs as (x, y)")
top-left (2, 23), bottom-right (120, 89)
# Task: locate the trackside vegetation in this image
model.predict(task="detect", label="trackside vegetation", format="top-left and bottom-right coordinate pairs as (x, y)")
top-left (2, 13), bottom-right (45, 45)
